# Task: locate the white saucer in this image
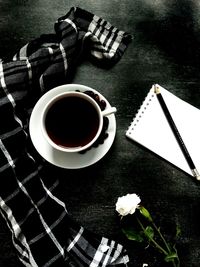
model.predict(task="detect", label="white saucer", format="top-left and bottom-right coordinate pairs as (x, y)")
top-left (29, 84), bottom-right (116, 169)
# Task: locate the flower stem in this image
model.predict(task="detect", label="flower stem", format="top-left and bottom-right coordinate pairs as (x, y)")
top-left (151, 221), bottom-right (179, 267)
top-left (151, 221), bottom-right (171, 253)
top-left (137, 216), bottom-right (179, 267)
top-left (136, 217), bottom-right (168, 256)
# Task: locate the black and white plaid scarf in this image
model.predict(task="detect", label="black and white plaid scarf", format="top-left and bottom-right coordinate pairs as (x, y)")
top-left (0, 7), bottom-right (131, 267)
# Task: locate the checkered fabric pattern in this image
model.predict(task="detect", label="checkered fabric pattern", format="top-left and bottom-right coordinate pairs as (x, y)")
top-left (0, 7), bottom-right (131, 267)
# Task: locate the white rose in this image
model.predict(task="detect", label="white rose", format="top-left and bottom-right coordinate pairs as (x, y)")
top-left (115, 193), bottom-right (141, 216)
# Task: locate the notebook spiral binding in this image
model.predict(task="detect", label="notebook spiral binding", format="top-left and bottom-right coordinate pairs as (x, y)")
top-left (126, 88), bottom-right (155, 136)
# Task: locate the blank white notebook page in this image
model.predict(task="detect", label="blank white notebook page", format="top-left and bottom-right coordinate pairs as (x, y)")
top-left (126, 84), bottom-right (200, 177)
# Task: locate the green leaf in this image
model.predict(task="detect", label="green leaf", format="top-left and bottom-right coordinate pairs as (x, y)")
top-left (164, 252), bottom-right (178, 262)
top-left (139, 206), bottom-right (153, 222)
top-left (122, 228), bottom-right (144, 242)
top-left (176, 223), bottom-right (181, 238)
top-left (144, 226), bottom-right (154, 239)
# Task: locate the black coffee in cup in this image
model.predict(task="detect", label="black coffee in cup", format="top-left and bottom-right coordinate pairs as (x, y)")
top-left (44, 96), bottom-right (100, 149)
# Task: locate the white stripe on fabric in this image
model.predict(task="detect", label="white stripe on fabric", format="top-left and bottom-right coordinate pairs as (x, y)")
top-left (123, 255), bottom-right (129, 265)
top-left (89, 23), bottom-right (101, 40)
top-left (111, 243), bottom-right (122, 263)
top-left (19, 43), bottom-right (29, 59)
top-left (110, 254), bottom-right (129, 266)
top-left (0, 60), bottom-right (3, 77)
top-left (64, 18), bottom-right (78, 33)
top-left (16, 180), bottom-right (65, 257)
top-left (110, 30), bottom-right (123, 52)
top-left (102, 240), bottom-right (115, 267)
top-left (110, 243), bottom-right (125, 264)
top-left (83, 31), bottom-right (92, 42)
top-left (99, 20), bottom-right (112, 45)
top-left (39, 74), bottom-right (45, 92)
top-left (104, 29), bottom-right (117, 52)
top-left (66, 240), bottom-right (91, 265)
top-left (41, 179), bottom-right (67, 210)
top-left (0, 197), bottom-right (38, 267)
top-left (0, 61), bottom-right (24, 128)
top-left (48, 47), bottom-right (54, 60)
top-left (66, 226), bottom-right (84, 252)
top-left (14, 113), bottom-right (24, 128)
top-left (0, 126), bottom-right (22, 140)
top-left (0, 61), bottom-right (16, 108)
top-left (89, 36), bottom-right (104, 59)
top-left (89, 237), bottom-right (108, 267)
top-left (12, 55), bottom-right (17, 61)
top-left (38, 47), bottom-right (53, 91)
top-left (84, 33), bottom-right (103, 58)
top-left (91, 50), bottom-right (104, 59)
top-left (89, 15), bottom-right (124, 59)
top-left (43, 251), bottom-right (63, 267)
top-left (29, 210), bottom-right (66, 245)
top-left (0, 161), bottom-right (16, 172)
top-left (5, 177), bottom-right (60, 231)
top-left (26, 151), bottom-right (42, 167)
top-left (38, 47), bottom-right (53, 92)
top-left (59, 43), bottom-right (68, 75)
top-left (88, 20), bottom-right (116, 59)
top-left (0, 139), bottom-right (15, 168)
top-left (4, 170), bottom-right (39, 203)
top-left (26, 58), bottom-right (32, 82)
top-left (99, 32), bottom-right (107, 46)
top-left (89, 16), bottom-right (100, 32)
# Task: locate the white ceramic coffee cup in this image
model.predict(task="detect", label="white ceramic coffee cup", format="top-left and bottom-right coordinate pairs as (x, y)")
top-left (41, 91), bottom-right (116, 153)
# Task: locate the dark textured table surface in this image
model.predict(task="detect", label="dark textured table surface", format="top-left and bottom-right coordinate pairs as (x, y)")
top-left (1, 1), bottom-right (200, 266)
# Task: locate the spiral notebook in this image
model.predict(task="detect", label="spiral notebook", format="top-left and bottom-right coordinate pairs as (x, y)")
top-left (126, 84), bottom-right (200, 177)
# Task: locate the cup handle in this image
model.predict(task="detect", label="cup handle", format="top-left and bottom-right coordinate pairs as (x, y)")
top-left (101, 107), bottom-right (117, 117)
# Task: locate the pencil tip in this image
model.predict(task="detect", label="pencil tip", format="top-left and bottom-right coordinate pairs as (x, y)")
top-left (192, 169), bottom-right (200, 181)
top-left (154, 84), bottom-right (160, 94)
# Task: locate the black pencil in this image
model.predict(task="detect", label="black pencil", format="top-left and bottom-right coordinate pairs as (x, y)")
top-left (154, 84), bottom-right (200, 181)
